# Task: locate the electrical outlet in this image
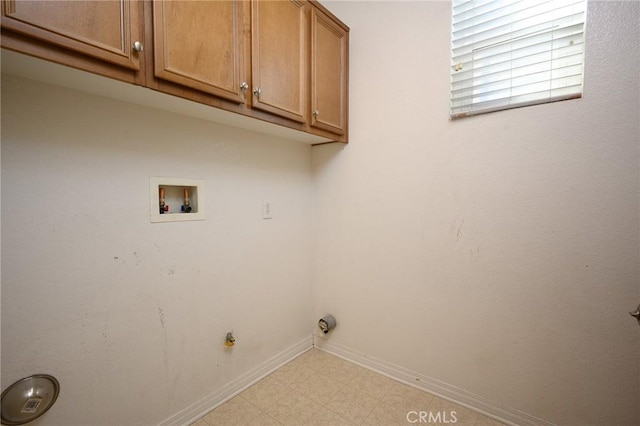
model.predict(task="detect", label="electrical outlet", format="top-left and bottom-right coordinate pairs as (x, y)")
top-left (262, 200), bottom-right (273, 219)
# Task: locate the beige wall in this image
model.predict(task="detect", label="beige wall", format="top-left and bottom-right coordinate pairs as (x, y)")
top-left (1, 1), bottom-right (639, 425)
top-left (1, 75), bottom-right (314, 425)
top-left (312, 1), bottom-right (639, 425)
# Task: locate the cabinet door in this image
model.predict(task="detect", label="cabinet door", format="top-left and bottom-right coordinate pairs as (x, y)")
top-left (1, 0), bottom-right (143, 71)
top-left (251, 0), bottom-right (307, 123)
top-left (310, 7), bottom-right (348, 136)
top-left (153, 0), bottom-right (245, 103)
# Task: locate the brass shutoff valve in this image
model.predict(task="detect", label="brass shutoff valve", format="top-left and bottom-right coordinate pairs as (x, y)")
top-left (225, 332), bottom-right (235, 347)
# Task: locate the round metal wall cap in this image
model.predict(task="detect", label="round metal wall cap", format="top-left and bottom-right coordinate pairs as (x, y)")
top-left (1, 375), bottom-right (60, 425)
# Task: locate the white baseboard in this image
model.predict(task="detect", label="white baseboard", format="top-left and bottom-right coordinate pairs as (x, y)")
top-left (314, 335), bottom-right (556, 426)
top-left (159, 335), bottom-right (313, 426)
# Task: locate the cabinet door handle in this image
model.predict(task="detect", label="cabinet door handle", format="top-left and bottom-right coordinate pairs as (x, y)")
top-left (240, 82), bottom-right (249, 91)
top-left (132, 41), bottom-right (144, 52)
top-left (253, 87), bottom-right (262, 97)
top-left (312, 110), bottom-right (320, 118)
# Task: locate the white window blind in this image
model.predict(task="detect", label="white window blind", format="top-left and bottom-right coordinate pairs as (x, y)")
top-left (450, 0), bottom-right (587, 119)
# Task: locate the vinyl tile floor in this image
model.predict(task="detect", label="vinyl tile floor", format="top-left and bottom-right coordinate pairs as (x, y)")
top-left (191, 349), bottom-right (507, 426)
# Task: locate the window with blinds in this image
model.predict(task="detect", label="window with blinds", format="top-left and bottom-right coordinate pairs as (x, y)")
top-left (450, 0), bottom-right (587, 119)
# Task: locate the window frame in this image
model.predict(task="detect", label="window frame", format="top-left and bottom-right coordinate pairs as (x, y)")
top-left (450, 0), bottom-right (588, 119)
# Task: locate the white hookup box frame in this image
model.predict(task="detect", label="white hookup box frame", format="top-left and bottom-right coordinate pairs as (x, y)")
top-left (150, 177), bottom-right (205, 223)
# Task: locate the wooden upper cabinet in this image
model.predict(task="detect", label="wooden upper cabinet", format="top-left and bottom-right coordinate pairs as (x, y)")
top-left (310, 6), bottom-right (348, 137)
top-left (2, 0), bottom-right (349, 143)
top-left (251, 0), bottom-right (307, 124)
top-left (152, 0), bottom-right (246, 103)
top-left (1, 0), bottom-right (143, 72)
